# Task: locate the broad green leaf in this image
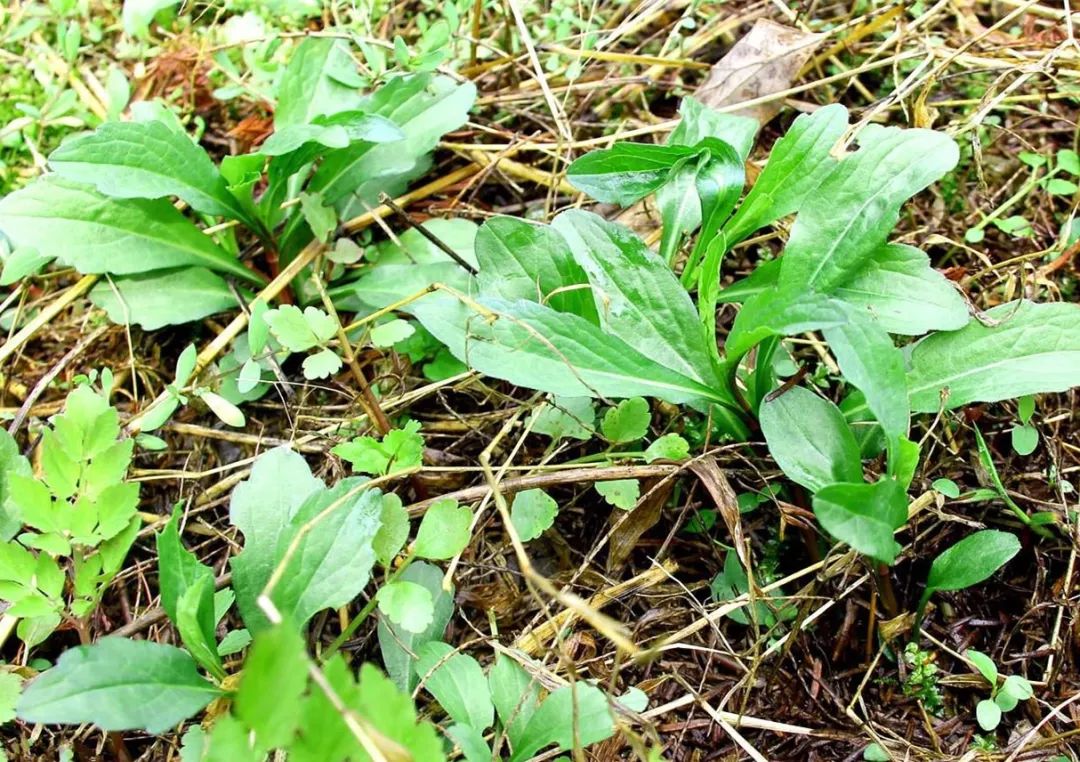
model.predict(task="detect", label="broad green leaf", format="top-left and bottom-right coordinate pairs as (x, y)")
top-left (760, 386), bottom-right (863, 493)
top-left (489, 655), bottom-right (541, 742)
top-left (377, 562), bottom-right (454, 692)
top-left (566, 143), bottom-right (697, 205)
top-left (601, 397), bottom-right (650, 443)
top-left (0, 429), bottom-right (32, 541)
top-left (235, 624), bottom-right (308, 749)
top-left (228, 447), bottom-right (322, 631)
top-left (90, 267), bottom-right (243, 330)
top-left (721, 104), bottom-right (848, 246)
top-left (411, 293), bottom-right (734, 407)
top-left (529, 397), bottom-right (596, 441)
top-left (377, 581), bottom-right (435, 633)
top-left (510, 489), bottom-right (558, 542)
top-left (447, 723), bottom-right (492, 762)
top-left (414, 498), bottom-right (472, 560)
top-left (416, 641), bottom-right (494, 731)
top-left (48, 121), bottom-right (241, 218)
top-left (965, 649), bottom-right (998, 687)
top-left (657, 163), bottom-right (703, 263)
top-left (725, 287), bottom-right (846, 360)
top-left (274, 37), bottom-right (363, 128)
top-left (204, 714), bottom-right (264, 762)
top-left (552, 209), bottom-right (717, 384)
top-left (822, 308), bottom-right (909, 444)
top-left (262, 479), bottom-right (382, 632)
top-left (833, 244), bottom-right (968, 335)
top-left (509, 682), bottom-right (614, 762)
top-left (779, 124), bottom-right (959, 292)
top-left (925, 530), bottom-right (1020, 593)
top-left (0, 247), bottom-right (53, 286)
top-left (16, 638), bottom-right (219, 733)
top-left (667, 96), bottom-right (758, 159)
top-left (644, 433), bottom-right (690, 463)
top-left (907, 301), bottom-right (1080, 412)
top-left (812, 479), bottom-right (907, 564)
top-left (352, 663), bottom-right (446, 762)
top-left (595, 479), bottom-right (639, 510)
top-left (475, 216), bottom-right (596, 321)
top-left (290, 655), bottom-right (360, 762)
top-left (0, 177), bottom-right (259, 284)
top-left (976, 699), bottom-right (1001, 731)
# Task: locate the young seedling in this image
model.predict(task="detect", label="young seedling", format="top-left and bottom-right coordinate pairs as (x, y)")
top-left (965, 649), bottom-right (1034, 731)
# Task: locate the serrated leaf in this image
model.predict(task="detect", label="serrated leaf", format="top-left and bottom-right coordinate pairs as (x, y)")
top-left (813, 479), bottom-right (907, 564)
top-left (510, 489), bottom-right (558, 542)
top-left (377, 581), bottom-right (434, 633)
top-left (263, 305), bottom-right (337, 352)
top-left (907, 301), bottom-right (1080, 412)
top-left (601, 397), bottom-right (650, 444)
top-left (416, 642), bottom-right (494, 731)
top-left (16, 638), bottom-right (219, 733)
top-left (595, 479), bottom-right (640, 510)
top-left (332, 419), bottom-right (424, 476)
top-left (925, 530), bottom-right (1020, 593)
top-left (48, 120), bottom-right (241, 218)
top-left (0, 177), bottom-right (259, 283)
top-left (414, 499), bottom-right (472, 560)
top-left (760, 387), bottom-right (863, 493)
top-left (90, 267), bottom-right (243, 330)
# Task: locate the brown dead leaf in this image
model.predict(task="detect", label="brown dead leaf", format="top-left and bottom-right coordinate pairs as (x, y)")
top-left (606, 476), bottom-right (674, 572)
top-left (228, 114), bottom-right (274, 153)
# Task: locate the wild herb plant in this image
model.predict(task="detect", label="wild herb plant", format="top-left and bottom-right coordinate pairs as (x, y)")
top-left (371, 97), bottom-right (1080, 568)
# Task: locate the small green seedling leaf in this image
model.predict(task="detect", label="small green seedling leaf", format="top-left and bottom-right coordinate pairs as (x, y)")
top-left (601, 397), bottom-right (650, 443)
top-left (976, 698), bottom-right (1001, 731)
top-left (644, 433), bottom-right (689, 462)
top-left (595, 479), bottom-right (640, 510)
top-left (332, 420), bottom-right (424, 476)
top-left (1001, 674), bottom-right (1033, 702)
top-left (965, 649), bottom-right (998, 687)
top-left (199, 391), bottom-right (246, 428)
top-left (376, 581), bottom-right (435, 634)
top-left (932, 478), bottom-right (960, 499)
top-left (414, 499), bottom-right (472, 560)
top-left (301, 347), bottom-right (343, 380)
top-left (374, 494), bottom-right (410, 566)
top-left (510, 489), bottom-right (558, 542)
top-left (377, 562), bottom-right (455, 692)
top-left (370, 319), bottom-right (416, 348)
top-left (529, 397), bottom-right (595, 441)
top-left (863, 743), bottom-right (891, 762)
top-left (263, 305), bottom-right (338, 353)
top-left (1011, 424), bottom-right (1038, 456)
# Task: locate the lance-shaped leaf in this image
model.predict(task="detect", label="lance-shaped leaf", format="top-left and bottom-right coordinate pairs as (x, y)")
top-left (0, 177), bottom-right (260, 284)
top-left (721, 104), bottom-right (848, 246)
top-left (760, 386), bottom-right (863, 493)
top-left (48, 120), bottom-right (242, 219)
top-left (274, 37), bottom-right (363, 128)
top-left (779, 124), bottom-right (959, 292)
top-left (725, 286), bottom-right (846, 360)
top-left (411, 292), bottom-right (734, 407)
top-left (475, 215), bottom-right (597, 321)
top-left (833, 244), bottom-right (969, 335)
top-left (552, 209), bottom-right (717, 385)
top-left (907, 301), bottom-right (1080, 413)
top-left (16, 638), bottom-right (220, 733)
top-left (90, 267), bottom-right (244, 330)
top-left (566, 143), bottom-right (697, 205)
